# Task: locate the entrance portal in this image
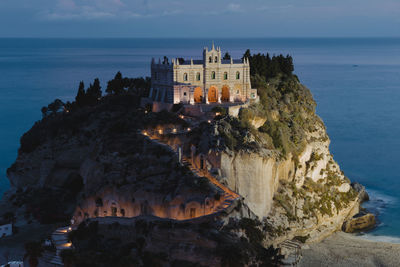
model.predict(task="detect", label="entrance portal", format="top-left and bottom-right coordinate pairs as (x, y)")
top-left (208, 86), bottom-right (218, 103)
top-left (194, 87), bottom-right (203, 103)
top-left (221, 85), bottom-right (230, 102)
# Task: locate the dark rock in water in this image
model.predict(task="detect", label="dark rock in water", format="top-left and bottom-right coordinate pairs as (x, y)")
top-left (342, 212), bottom-right (376, 233)
top-left (351, 182), bottom-right (369, 202)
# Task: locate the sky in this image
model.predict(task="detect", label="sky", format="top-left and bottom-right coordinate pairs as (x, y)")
top-left (0, 0), bottom-right (399, 37)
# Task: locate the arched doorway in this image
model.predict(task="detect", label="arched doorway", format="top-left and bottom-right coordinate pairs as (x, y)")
top-left (221, 85), bottom-right (230, 102)
top-left (194, 87), bottom-right (203, 103)
top-left (208, 86), bottom-right (218, 103)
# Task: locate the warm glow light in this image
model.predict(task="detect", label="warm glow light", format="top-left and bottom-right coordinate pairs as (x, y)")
top-left (179, 115), bottom-right (184, 119)
top-left (145, 110), bottom-right (148, 114)
top-left (187, 128), bottom-right (191, 131)
top-left (158, 129), bottom-right (163, 134)
top-left (215, 112), bottom-right (221, 116)
top-left (143, 131), bottom-right (148, 136)
top-left (68, 227), bottom-right (72, 231)
top-left (207, 120), bottom-right (211, 123)
top-left (62, 243), bottom-right (72, 248)
top-left (172, 128), bottom-right (177, 133)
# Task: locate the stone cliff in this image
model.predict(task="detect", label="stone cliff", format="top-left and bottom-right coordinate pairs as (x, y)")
top-left (2, 73), bottom-right (371, 266)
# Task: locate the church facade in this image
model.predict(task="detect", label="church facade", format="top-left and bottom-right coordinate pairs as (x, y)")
top-left (148, 44), bottom-right (258, 104)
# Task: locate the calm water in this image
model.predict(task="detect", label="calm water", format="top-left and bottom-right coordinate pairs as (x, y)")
top-left (1, 38), bottom-right (400, 240)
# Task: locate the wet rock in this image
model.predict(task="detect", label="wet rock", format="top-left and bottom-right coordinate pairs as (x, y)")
top-left (342, 212), bottom-right (376, 233)
top-left (351, 182), bottom-right (369, 202)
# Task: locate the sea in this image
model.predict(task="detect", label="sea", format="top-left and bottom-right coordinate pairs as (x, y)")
top-left (0, 38), bottom-right (399, 241)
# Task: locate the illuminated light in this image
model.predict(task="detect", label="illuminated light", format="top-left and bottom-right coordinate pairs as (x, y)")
top-left (62, 243), bottom-right (73, 248)
top-left (145, 110), bottom-right (148, 114)
top-left (68, 227), bottom-right (72, 231)
top-left (207, 120), bottom-right (211, 123)
top-left (66, 110), bottom-right (69, 113)
top-left (187, 128), bottom-right (191, 132)
top-left (158, 129), bottom-right (163, 134)
top-left (215, 112), bottom-right (221, 116)
top-left (179, 115), bottom-right (184, 119)
top-left (143, 131), bottom-right (148, 136)
top-left (172, 128), bottom-right (177, 133)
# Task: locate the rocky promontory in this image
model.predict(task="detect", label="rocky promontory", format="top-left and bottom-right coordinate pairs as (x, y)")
top-left (2, 56), bottom-right (375, 266)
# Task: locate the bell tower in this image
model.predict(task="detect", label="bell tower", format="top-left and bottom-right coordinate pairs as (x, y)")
top-left (203, 42), bottom-right (222, 103)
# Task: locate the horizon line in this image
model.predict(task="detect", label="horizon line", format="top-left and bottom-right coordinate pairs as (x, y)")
top-left (0, 36), bottom-right (400, 39)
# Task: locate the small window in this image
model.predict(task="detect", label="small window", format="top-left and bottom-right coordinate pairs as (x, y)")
top-left (196, 72), bottom-right (201, 81)
top-left (209, 56), bottom-right (212, 63)
top-left (223, 72), bottom-right (228, 80)
top-left (154, 72), bottom-right (157, 80)
top-left (211, 71), bottom-right (216, 79)
top-left (236, 71), bottom-right (240, 79)
top-left (184, 92), bottom-right (187, 96)
top-left (120, 209), bottom-right (125, 216)
top-left (251, 93), bottom-right (255, 98)
top-left (215, 56), bottom-right (218, 63)
top-left (236, 90), bottom-right (239, 94)
top-left (183, 73), bottom-right (188, 81)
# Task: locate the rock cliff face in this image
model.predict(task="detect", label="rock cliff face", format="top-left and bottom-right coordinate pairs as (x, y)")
top-left (194, 112), bottom-right (361, 244)
top-left (4, 77), bottom-right (364, 250)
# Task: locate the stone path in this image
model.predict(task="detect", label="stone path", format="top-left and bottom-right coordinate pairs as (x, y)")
top-left (144, 131), bottom-right (240, 218)
top-left (279, 239), bottom-right (302, 266)
top-left (42, 226), bottom-right (73, 266)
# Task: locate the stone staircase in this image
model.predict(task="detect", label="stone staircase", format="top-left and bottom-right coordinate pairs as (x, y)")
top-left (279, 240), bottom-right (302, 266)
top-left (42, 226), bottom-right (74, 266)
top-left (145, 133), bottom-right (240, 217)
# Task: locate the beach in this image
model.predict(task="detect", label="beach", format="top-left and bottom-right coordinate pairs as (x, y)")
top-left (299, 231), bottom-right (400, 267)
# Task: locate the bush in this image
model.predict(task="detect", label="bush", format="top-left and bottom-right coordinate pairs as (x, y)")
top-left (211, 106), bottom-right (227, 116)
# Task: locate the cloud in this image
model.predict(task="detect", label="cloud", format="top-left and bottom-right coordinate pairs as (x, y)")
top-left (227, 3), bottom-right (241, 12)
top-left (204, 2), bottom-right (243, 15)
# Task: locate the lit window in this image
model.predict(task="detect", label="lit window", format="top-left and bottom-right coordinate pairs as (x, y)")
top-left (196, 72), bottom-right (201, 81)
top-left (236, 71), bottom-right (240, 79)
top-left (183, 73), bottom-right (188, 81)
top-left (224, 72), bottom-right (228, 80)
top-left (215, 56), bottom-right (218, 63)
top-left (211, 71), bottom-right (216, 79)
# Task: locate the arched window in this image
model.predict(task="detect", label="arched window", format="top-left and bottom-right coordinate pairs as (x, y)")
top-left (196, 72), bottom-right (201, 81)
top-left (215, 56), bottom-right (218, 63)
top-left (211, 71), bottom-right (216, 79)
top-left (209, 56), bottom-right (212, 63)
top-left (183, 73), bottom-right (188, 81)
top-left (223, 72), bottom-right (228, 80)
top-left (236, 71), bottom-right (240, 79)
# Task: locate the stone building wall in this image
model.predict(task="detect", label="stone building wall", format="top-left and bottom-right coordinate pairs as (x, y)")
top-left (149, 44), bottom-right (257, 104)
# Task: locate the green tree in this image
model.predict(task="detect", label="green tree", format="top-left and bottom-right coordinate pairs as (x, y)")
top-left (223, 52), bottom-right (231, 60)
top-left (243, 49), bottom-right (251, 60)
top-left (47, 99), bottom-right (65, 115)
top-left (86, 78), bottom-right (102, 105)
top-left (75, 81), bottom-right (86, 106)
top-left (106, 72), bottom-right (124, 95)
